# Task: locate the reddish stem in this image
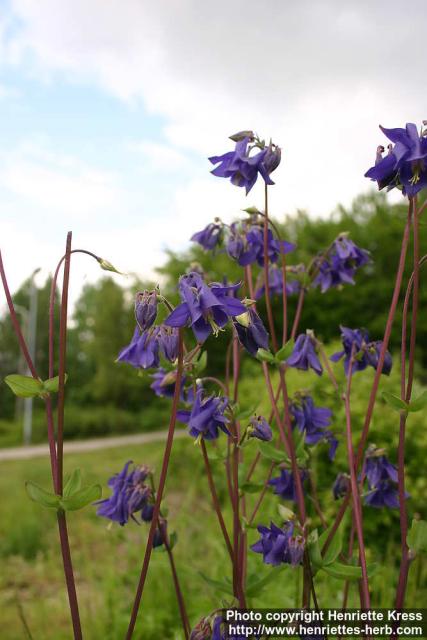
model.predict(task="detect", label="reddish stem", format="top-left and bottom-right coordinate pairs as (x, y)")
top-left (160, 521), bottom-right (190, 639)
top-left (263, 185), bottom-right (278, 351)
top-left (125, 330), bottom-right (184, 639)
top-left (201, 440), bottom-right (234, 560)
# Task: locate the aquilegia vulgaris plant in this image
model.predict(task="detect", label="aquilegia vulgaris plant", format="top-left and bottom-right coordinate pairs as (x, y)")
top-left (1, 123), bottom-right (427, 639)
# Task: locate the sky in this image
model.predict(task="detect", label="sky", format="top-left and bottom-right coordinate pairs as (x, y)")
top-left (1, 0), bottom-right (426, 307)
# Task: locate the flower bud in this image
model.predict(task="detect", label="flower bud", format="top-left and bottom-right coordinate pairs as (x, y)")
top-left (135, 290), bottom-right (158, 331)
top-left (190, 618), bottom-right (212, 640)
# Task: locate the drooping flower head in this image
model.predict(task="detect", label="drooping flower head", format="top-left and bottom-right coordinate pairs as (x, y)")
top-left (95, 461), bottom-right (153, 526)
top-left (290, 393), bottom-right (337, 460)
top-left (331, 326), bottom-right (392, 376)
top-left (117, 326), bottom-right (160, 370)
top-left (269, 469), bottom-right (307, 502)
top-left (191, 222), bottom-right (223, 250)
top-left (177, 388), bottom-right (229, 440)
top-left (233, 307), bottom-right (269, 356)
top-left (248, 415), bottom-right (273, 441)
top-left (251, 521), bottom-right (305, 567)
top-left (313, 235), bottom-right (370, 293)
top-left (164, 272), bottom-right (247, 342)
top-left (365, 122), bottom-right (427, 197)
top-left (332, 472), bottom-right (350, 500)
top-left (363, 447), bottom-right (407, 509)
top-left (209, 131), bottom-right (280, 194)
top-left (135, 290), bottom-right (158, 331)
top-left (150, 368), bottom-right (186, 399)
top-left (286, 332), bottom-right (323, 376)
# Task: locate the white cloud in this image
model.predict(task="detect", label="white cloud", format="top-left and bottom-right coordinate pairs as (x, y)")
top-left (128, 140), bottom-right (192, 172)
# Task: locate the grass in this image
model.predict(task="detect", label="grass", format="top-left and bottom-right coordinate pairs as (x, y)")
top-left (1, 358), bottom-right (427, 638)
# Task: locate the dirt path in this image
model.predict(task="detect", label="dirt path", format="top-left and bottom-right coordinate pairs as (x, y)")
top-left (0, 430), bottom-right (187, 461)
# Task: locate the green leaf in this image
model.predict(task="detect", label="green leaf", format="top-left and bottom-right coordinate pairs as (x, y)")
top-left (194, 351), bottom-right (207, 374)
top-left (407, 519), bottom-right (427, 553)
top-left (408, 390), bottom-right (427, 413)
top-left (276, 339), bottom-right (295, 362)
top-left (42, 374), bottom-right (68, 393)
top-left (63, 469), bottom-right (82, 497)
top-left (25, 481), bottom-right (60, 509)
top-left (208, 448), bottom-right (228, 461)
top-left (168, 531), bottom-right (178, 550)
top-left (240, 481), bottom-right (264, 494)
top-left (246, 566), bottom-right (285, 597)
top-left (59, 484), bottom-right (102, 511)
top-left (5, 374), bottom-right (43, 398)
top-left (258, 441), bottom-right (289, 463)
top-left (256, 348), bottom-right (277, 364)
top-left (382, 391), bottom-right (408, 412)
top-left (198, 572), bottom-right (234, 596)
top-left (322, 561), bottom-right (362, 581)
top-left (307, 530), bottom-right (323, 571)
top-left (318, 526), bottom-right (342, 565)
top-left (236, 404), bottom-right (259, 421)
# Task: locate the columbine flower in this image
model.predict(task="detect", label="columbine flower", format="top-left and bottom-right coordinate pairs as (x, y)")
top-left (177, 388), bottom-right (229, 440)
top-left (164, 272), bottom-right (247, 342)
top-left (286, 332), bottom-right (323, 376)
top-left (150, 368), bottom-right (186, 399)
top-left (314, 236), bottom-right (370, 293)
top-left (251, 521), bottom-right (305, 566)
top-left (117, 327), bottom-right (160, 370)
top-left (157, 325), bottom-right (179, 362)
top-left (365, 122), bottom-right (427, 197)
top-left (95, 461), bottom-right (153, 526)
top-left (135, 290), bottom-right (158, 331)
top-left (363, 449), bottom-right (407, 509)
top-left (332, 473), bottom-right (350, 499)
top-left (248, 415), bottom-right (272, 441)
top-left (290, 394), bottom-right (338, 460)
top-left (269, 469), bottom-right (307, 502)
top-left (255, 265), bottom-right (301, 299)
top-left (233, 307), bottom-right (269, 356)
top-left (330, 326), bottom-right (392, 376)
top-left (209, 133), bottom-right (279, 194)
top-left (191, 222), bottom-right (222, 250)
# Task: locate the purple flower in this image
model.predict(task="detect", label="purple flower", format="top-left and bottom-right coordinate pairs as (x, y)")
top-left (331, 326), bottom-right (392, 376)
top-left (164, 272), bottom-right (247, 342)
top-left (314, 236), bottom-right (370, 293)
top-left (233, 307), bottom-right (269, 356)
top-left (248, 415), bottom-right (272, 441)
top-left (226, 222), bottom-right (294, 268)
top-left (251, 521), bottom-right (305, 567)
top-left (117, 327), bottom-right (160, 370)
top-left (209, 135), bottom-right (277, 194)
top-left (157, 325), bottom-right (179, 362)
top-left (95, 461), bottom-right (153, 526)
top-left (332, 473), bottom-right (350, 500)
top-left (365, 123), bottom-right (427, 197)
top-left (286, 333), bottom-right (323, 376)
top-left (135, 290), bottom-right (158, 331)
top-left (255, 265), bottom-right (300, 299)
top-left (177, 388), bottom-right (229, 440)
top-left (191, 222), bottom-right (222, 250)
top-left (150, 368), bottom-right (186, 399)
top-left (290, 394), bottom-right (338, 460)
top-left (269, 469), bottom-right (307, 502)
top-left (363, 451), bottom-right (406, 509)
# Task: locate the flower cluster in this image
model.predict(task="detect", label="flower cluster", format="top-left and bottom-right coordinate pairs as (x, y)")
top-left (365, 122), bottom-right (427, 196)
top-left (331, 326), bottom-right (392, 376)
top-left (165, 272), bottom-right (247, 342)
top-left (363, 449), bottom-right (407, 509)
top-left (117, 324), bottom-right (180, 370)
top-left (251, 521), bottom-right (305, 566)
top-left (255, 264), bottom-right (301, 299)
top-left (313, 235), bottom-right (370, 293)
top-left (177, 388), bottom-right (229, 440)
top-left (96, 461), bottom-right (154, 526)
top-left (209, 131), bottom-right (281, 194)
top-left (290, 393), bottom-right (338, 460)
top-left (269, 469), bottom-right (307, 502)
